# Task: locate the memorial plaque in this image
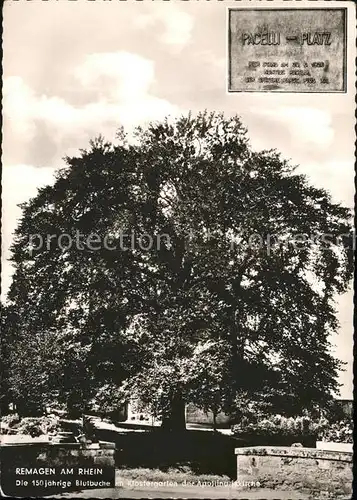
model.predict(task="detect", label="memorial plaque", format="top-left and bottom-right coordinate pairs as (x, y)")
top-left (1, 1), bottom-right (355, 499)
top-left (228, 8), bottom-right (347, 93)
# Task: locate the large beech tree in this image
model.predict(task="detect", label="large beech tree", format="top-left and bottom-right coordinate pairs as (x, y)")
top-left (6, 112), bottom-right (353, 428)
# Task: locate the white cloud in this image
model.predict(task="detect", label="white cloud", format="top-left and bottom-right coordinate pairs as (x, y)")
top-left (251, 106), bottom-right (334, 149)
top-left (1, 164), bottom-right (57, 299)
top-left (3, 77), bottom-right (38, 138)
top-left (297, 160), bottom-right (354, 208)
top-left (1, 164), bottom-right (56, 255)
top-left (75, 52), bottom-right (155, 100)
top-left (159, 10), bottom-right (193, 48)
top-left (135, 6), bottom-right (193, 50)
top-left (3, 52), bottom-right (180, 165)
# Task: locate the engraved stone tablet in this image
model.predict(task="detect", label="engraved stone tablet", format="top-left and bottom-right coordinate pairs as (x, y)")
top-left (228, 8), bottom-right (347, 93)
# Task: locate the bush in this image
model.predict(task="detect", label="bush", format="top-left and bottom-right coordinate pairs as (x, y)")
top-left (232, 414), bottom-right (323, 441)
top-left (15, 416), bottom-right (60, 437)
top-left (232, 413), bottom-right (355, 445)
top-left (16, 418), bottom-right (43, 437)
top-left (318, 419), bottom-right (353, 443)
top-left (1, 414), bottom-right (21, 428)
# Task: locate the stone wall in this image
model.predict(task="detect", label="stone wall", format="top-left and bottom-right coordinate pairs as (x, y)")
top-left (316, 441), bottom-right (353, 453)
top-left (1, 441), bottom-right (115, 496)
top-left (235, 446), bottom-right (352, 497)
top-left (1, 441), bottom-right (115, 468)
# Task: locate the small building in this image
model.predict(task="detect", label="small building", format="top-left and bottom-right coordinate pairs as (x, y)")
top-left (185, 403), bottom-right (231, 428)
top-left (125, 399), bottom-right (231, 428)
top-left (334, 399), bottom-right (353, 418)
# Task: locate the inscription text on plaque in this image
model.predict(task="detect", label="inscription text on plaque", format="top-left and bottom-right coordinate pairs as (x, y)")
top-left (228, 9), bottom-right (347, 93)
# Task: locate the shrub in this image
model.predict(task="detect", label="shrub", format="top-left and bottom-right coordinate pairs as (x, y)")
top-left (232, 412), bottom-right (355, 446)
top-left (46, 416), bottom-right (61, 434)
top-left (232, 414), bottom-right (323, 440)
top-left (271, 414), bottom-right (282, 426)
top-left (1, 414), bottom-right (21, 428)
top-left (15, 416), bottom-right (60, 437)
top-left (318, 419), bottom-right (353, 443)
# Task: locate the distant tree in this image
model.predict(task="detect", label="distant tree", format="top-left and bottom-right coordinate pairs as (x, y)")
top-left (6, 112), bottom-right (353, 428)
top-left (1, 302), bottom-right (54, 416)
top-left (1, 303), bottom-right (13, 414)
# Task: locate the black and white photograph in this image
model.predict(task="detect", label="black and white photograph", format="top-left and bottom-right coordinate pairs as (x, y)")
top-left (1, 0), bottom-right (355, 498)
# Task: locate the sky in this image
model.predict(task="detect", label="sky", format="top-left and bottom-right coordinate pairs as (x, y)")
top-left (2, 0), bottom-right (354, 398)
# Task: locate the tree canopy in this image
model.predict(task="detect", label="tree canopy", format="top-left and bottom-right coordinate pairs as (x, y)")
top-left (3, 112), bottom-right (353, 427)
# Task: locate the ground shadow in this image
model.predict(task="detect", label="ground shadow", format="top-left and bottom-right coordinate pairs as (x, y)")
top-left (95, 427), bottom-right (246, 478)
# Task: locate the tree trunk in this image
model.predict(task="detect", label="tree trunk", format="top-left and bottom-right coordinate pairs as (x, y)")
top-left (161, 391), bottom-right (186, 431)
top-left (213, 411), bottom-right (217, 432)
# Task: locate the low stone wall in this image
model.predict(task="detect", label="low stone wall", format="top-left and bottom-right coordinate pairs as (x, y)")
top-left (235, 446), bottom-right (352, 497)
top-left (232, 432), bottom-right (317, 448)
top-left (1, 441), bottom-right (115, 468)
top-left (1, 441), bottom-right (115, 496)
top-left (316, 441), bottom-right (353, 453)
